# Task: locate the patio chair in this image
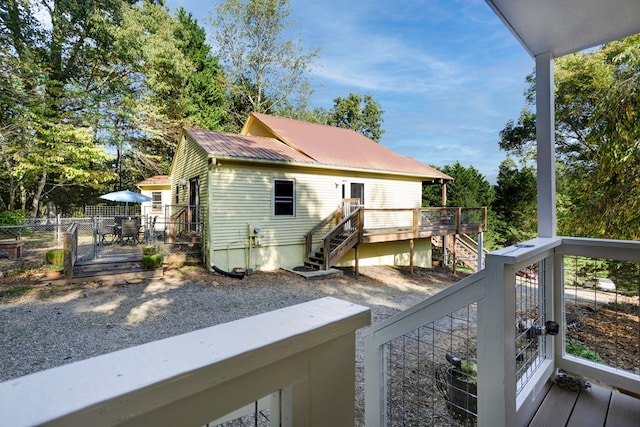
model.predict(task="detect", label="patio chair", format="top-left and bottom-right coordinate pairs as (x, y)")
top-left (98, 218), bottom-right (116, 244)
top-left (120, 218), bottom-right (141, 245)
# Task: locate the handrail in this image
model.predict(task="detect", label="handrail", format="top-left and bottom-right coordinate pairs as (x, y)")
top-left (304, 206), bottom-right (341, 258)
top-left (304, 206), bottom-right (487, 269)
top-left (365, 236), bottom-right (640, 426)
top-left (364, 270), bottom-right (486, 426)
top-left (0, 297), bottom-right (370, 427)
top-left (322, 208), bottom-right (361, 269)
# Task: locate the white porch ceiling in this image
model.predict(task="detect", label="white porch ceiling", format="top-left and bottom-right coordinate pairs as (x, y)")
top-left (485, 0), bottom-right (640, 58)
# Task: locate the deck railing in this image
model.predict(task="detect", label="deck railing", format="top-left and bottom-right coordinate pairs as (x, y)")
top-left (364, 237), bottom-right (640, 426)
top-left (303, 206), bottom-right (342, 259)
top-left (0, 297), bottom-right (370, 427)
top-left (360, 207), bottom-right (486, 240)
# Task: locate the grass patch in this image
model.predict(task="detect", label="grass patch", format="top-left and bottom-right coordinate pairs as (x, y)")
top-left (38, 284), bottom-right (83, 299)
top-left (0, 285), bottom-right (31, 300)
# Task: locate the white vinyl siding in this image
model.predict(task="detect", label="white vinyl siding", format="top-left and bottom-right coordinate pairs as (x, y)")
top-left (208, 162), bottom-right (423, 270)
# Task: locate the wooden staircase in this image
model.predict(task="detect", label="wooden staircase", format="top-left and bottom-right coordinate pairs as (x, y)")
top-left (432, 233), bottom-right (486, 272)
top-left (305, 230), bottom-right (358, 270)
top-left (304, 208), bottom-right (361, 270)
top-left (42, 257), bottom-right (164, 284)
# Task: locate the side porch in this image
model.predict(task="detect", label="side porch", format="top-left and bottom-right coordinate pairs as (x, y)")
top-left (304, 204), bottom-right (487, 273)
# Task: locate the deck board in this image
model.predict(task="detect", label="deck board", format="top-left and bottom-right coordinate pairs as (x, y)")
top-left (529, 383), bottom-right (578, 427)
top-left (566, 384), bottom-right (610, 427)
top-left (605, 390), bottom-right (640, 427)
top-left (527, 382), bottom-right (640, 427)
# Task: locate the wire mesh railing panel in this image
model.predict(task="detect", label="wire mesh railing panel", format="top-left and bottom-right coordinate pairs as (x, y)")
top-left (514, 260), bottom-right (547, 394)
top-left (363, 210), bottom-right (414, 230)
top-left (562, 255), bottom-right (640, 375)
top-left (459, 209), bottom-right (482, 225)
top-left (205, 392), bottom-right (279, 427)
top-left (420, 208), bottom-right (457, 229)
top-left (384, 303), bottom-right (478, 426)
top-left (208, 408), bottom-right (272, 427)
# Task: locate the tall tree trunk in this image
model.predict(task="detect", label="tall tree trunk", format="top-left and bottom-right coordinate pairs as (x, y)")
top-left (31, 171), bottom-right (47, 218)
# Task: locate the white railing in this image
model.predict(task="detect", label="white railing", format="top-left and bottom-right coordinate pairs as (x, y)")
top-left (364, 236), bottom-right (640, 426)
top-left (0, 297), bottom-right (370, 427)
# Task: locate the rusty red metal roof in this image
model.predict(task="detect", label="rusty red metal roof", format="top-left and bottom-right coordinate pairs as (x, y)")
top-left (247, 113), bottom-right (452, 181)
top-left (137, 175), bottom-right (170, 186)
top-left (185, 116), bottom-right (453, 181)
top-left (185, 128), bottom-right (314, 164)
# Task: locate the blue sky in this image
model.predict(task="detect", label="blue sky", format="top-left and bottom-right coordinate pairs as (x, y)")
top-left (165, 0), bottom-right (534, 183)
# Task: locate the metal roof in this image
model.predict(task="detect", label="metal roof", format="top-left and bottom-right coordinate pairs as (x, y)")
top-left (137, 175), bottom-right (170, 186)
top-left (185, 128), bottom-right (314, 165)
top-left (247, 113), bottom-right (452, 181)
top-left (486, 0), bottom-right (640, 58)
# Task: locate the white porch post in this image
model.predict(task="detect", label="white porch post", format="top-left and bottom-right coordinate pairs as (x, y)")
top-left (535, 52), bottom-right (556, 237)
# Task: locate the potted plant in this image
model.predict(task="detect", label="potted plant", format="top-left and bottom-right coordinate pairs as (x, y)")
top-left (141, 253), bottom-right (163, 269)
top-left (43, 264), bottom-right (64, 278)
top-left (45, 250), bottom-right (64, 265)
top-left (142, 245), bottom-right (157, 256)
top-left (43, 250), bottom-right (64, 277)
top-left (437, 353), bottom-right (477, 424)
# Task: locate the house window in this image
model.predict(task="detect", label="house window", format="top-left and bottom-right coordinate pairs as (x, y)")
top-left (273, 179), bottom-right (295, 216)
top-left (350, 183), bottom-right (364, 206)
top-left (152, 192), bottom-right (162, 212)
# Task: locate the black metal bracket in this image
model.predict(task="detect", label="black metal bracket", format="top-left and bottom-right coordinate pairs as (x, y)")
top-left (532, 321), bottom-right (559, 336)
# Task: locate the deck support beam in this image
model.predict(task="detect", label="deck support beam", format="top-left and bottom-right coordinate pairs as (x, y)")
top-left (409, 239), bottom-right (414, 274)
top-left (536, 52), bottom-right (556, 237)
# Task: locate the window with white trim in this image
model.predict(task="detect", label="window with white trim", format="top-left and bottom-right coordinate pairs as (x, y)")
top-left (273, 179), bottom-right (295, 216)
top-left (151, 192), bottom-right (162, 212)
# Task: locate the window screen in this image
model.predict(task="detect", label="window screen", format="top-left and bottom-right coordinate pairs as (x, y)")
top-left (274, 179), bottom-right (295, 216)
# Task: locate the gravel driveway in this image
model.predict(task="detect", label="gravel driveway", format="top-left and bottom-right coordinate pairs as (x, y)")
top-left (0, 265), bottom-right (464, 424)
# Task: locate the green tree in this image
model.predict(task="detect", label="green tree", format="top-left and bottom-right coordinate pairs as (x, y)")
top-left (210, 0), bottom-right (319, 129)
top-left (0, 1), bottom-right (209, 213)
top-left (423, 162), bottom-right (496, 248)
top-left (498, 34), bottom-right (640, 240)
top-left (175, 7), bottom-right (228, 131)
top-left (325, 93), bottom-right (385, 142)
top-left (0, 0), bottom-right (120, 215)
top-left (492, 158), bottom-right (537, 247)
top-left (423, 162), bottom-right (493, 208)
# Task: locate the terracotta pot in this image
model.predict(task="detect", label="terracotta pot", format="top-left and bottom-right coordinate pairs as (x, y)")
top-left (44, 268), bottom-right (63, 278)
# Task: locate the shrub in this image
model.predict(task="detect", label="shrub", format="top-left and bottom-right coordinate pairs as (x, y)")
top-left (45, 250), bottom-right (64, 265)
top-left (566, 339), bottom-right (605, 363)
top-left (142, 253), bottom-right (163, 269)
top-left (0, 210), bottom-right (26, 226)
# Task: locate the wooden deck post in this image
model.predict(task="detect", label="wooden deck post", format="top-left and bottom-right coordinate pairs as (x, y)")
top-left (354, 244), bottom-right (359, 276)
top-left (452, 234), bottom-right (457, 274)
top-left (409, 239), bottom-right (414, 274)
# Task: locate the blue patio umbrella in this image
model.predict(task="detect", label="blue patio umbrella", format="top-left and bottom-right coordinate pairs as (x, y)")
top-left (99, 190), bottom-right (151, 214)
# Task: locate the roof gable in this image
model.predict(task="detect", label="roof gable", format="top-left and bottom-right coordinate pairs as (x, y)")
top-left (243, 113), bottom-right (452, 181)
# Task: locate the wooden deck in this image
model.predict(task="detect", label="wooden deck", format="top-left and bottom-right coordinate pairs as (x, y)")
top-left (528, 382), bottom-right (640, 427)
